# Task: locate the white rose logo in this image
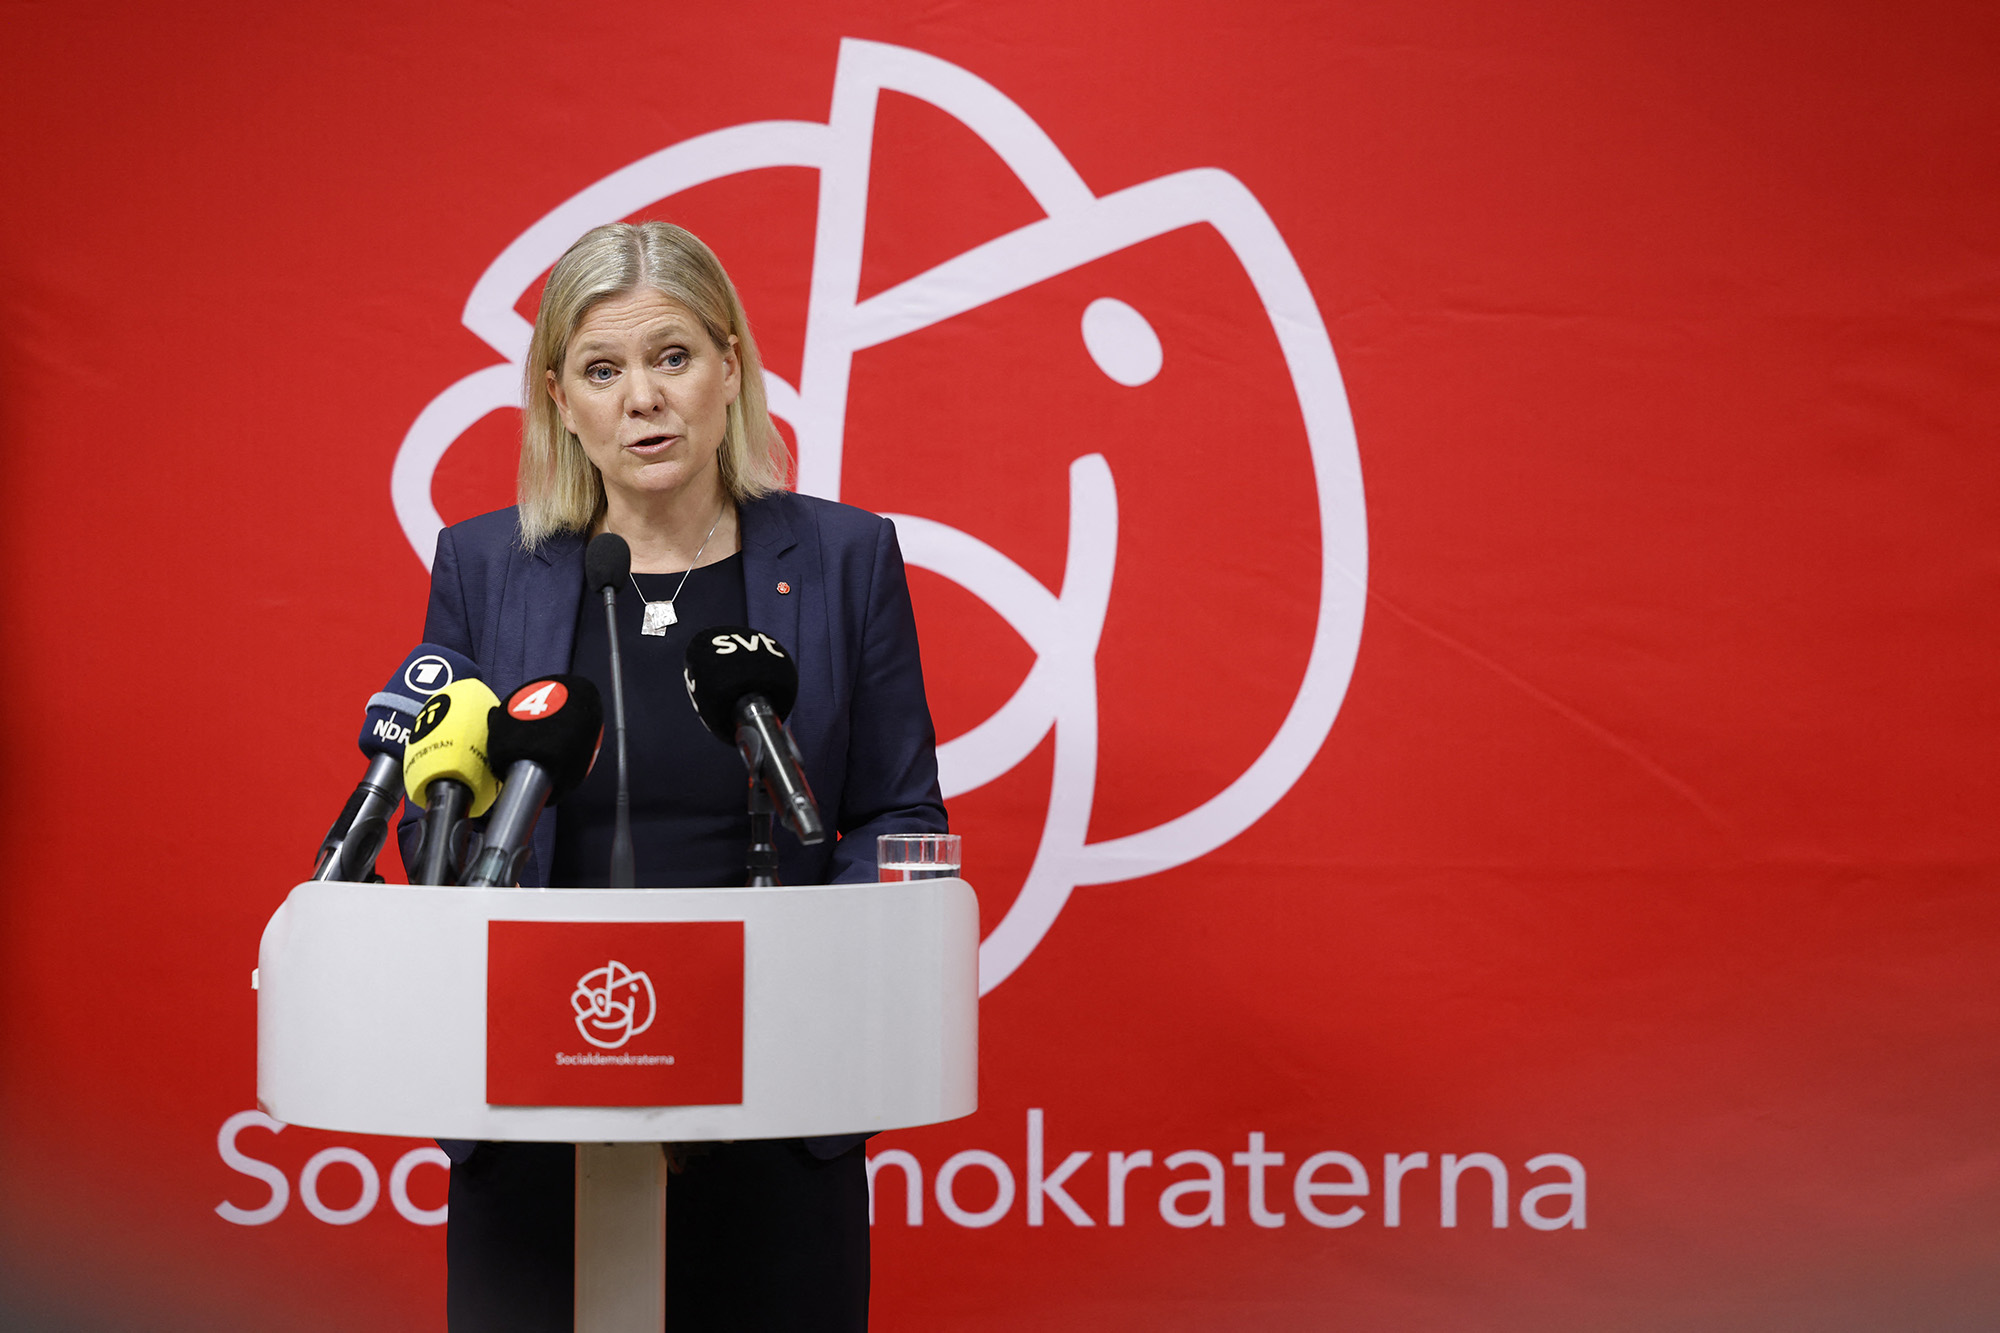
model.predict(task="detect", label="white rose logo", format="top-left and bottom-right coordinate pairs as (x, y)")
top-left (396, 38), bottom-right (1367, 997)
top-left (570, 960), bottom-right (656, 1050)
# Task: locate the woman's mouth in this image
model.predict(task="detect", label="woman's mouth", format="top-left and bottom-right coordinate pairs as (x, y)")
top-left (626, 434), bottom-right (675, 455)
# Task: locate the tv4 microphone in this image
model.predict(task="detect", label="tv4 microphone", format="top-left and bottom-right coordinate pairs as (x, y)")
top-left (684, 627), bottom-right (827, 847)
top-left (585, 532), bottom-right (636, 888)
top-left (402, 677), bottom-right (501, 886)
top-left (460, 675), bottom-right (604, 888)
top-left (311, 644), bottom-right (480, 882)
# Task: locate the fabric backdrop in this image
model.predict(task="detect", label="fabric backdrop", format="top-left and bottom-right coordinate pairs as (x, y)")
top-left (2, 2), bottom-right (1997, 1328)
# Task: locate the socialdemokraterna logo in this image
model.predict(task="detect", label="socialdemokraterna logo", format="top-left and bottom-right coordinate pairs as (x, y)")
top-left (392, 38), bottom-right (1368, 995)
top-left (571, 959), bottom-right (656, 1049)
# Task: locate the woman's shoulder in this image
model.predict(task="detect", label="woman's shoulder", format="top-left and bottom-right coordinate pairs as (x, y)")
top-left (436, 505), bottom-right (587, 566)
top-left (439, 505), bottom-right (527, 555)
top-left (746, 489), bottom-right (895, 548)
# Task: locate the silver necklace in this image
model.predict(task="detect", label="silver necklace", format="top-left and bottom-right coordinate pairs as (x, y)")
top-left (629, 507), bottom-right (725, 636)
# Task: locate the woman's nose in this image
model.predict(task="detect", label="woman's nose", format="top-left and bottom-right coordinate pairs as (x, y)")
top-left (626, 371), bottom-right (666, 414)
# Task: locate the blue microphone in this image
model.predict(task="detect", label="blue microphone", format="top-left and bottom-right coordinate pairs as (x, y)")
top-left (312, 644), bottom-right (481, 881)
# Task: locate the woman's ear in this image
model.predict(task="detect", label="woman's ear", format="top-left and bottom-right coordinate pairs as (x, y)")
top-left (546, 368), bottom-right (575, 434)
top-left (723, 334), bottom-right (741, 406)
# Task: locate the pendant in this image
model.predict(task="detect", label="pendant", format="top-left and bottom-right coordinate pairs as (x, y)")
top-left (641, 601), bottom-right (677, 636)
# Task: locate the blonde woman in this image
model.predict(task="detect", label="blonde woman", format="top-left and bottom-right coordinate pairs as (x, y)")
top-left (407, 221), bottom-right (945, 1331)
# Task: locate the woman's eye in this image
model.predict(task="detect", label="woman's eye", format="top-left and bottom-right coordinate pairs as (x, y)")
top-left (586, 364), bottom-right (615, 383)
top-left (661, 350), bottom-right (689, 369)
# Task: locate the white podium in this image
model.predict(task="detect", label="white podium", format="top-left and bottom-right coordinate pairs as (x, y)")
top-left (257, 878), bottom-right (979, 1330)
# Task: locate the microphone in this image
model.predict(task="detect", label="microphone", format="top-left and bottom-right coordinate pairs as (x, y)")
top-left (460, 675), bottom-right (604, 888)
top-left (311, 644), bottom-right (480, 882)
top-left (402, 677), bottom-right (502, 885)
top-left (585, 532), bottom-right (636, 888)
top-left (684, 627), bottom-right (827, 850)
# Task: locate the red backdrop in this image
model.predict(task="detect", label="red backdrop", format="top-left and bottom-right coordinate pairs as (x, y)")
top-left (4, 2), bottom-right (1999, 1328)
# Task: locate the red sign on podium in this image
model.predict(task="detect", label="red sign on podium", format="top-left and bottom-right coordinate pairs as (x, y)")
top-left (485, 920), bottom-right (744, 1107)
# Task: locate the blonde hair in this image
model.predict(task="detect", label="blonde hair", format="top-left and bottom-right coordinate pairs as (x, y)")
top-left (517, 221), bottom-right (789, 548)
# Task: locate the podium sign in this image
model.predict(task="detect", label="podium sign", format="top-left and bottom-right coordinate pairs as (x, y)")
top-left (257, 879), bottom-right (976, 1143)
top-left (486, 920), bottom-right (745, 1107)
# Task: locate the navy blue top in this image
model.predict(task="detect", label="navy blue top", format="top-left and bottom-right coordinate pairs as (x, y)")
top-left (551, 554), bottom-right (752, 889)
top-left (403, 491), bottom-right (946, 890)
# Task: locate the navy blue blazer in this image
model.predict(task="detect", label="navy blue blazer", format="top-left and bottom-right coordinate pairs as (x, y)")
top-left (403, 489), bottom-right (947, 888)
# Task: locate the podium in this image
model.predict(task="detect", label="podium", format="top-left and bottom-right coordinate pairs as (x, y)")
top-left (257, 878), bottom-right (979, 1330)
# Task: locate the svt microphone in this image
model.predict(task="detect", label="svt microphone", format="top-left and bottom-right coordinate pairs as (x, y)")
top-left (684, 627), bottom-right (827, 854)
top-left (311, 644), bottom-right (479, 882)
top-left (402, 677), bottom-right (502, 886)
top-left (585, 532), bottom-right (636, 888)
top-left (460, 675), bottom-right (604, 888)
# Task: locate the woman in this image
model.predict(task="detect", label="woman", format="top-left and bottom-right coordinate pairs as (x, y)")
top-left (407, 220), bottom-right (947, 1330)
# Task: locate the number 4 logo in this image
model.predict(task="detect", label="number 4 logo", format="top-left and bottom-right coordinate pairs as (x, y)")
top-left (509, 680), bottom-right (567, 719)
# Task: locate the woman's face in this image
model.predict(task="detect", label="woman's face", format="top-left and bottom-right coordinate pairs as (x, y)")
top-left (547, 287), bottom-right (740, 512)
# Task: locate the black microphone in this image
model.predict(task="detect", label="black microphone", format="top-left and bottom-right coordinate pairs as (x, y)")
top-left (460, 675), bottom-right (604, 887)
top-left (585, 532), bottom-right (636, 888)
top-left (312, 644), bottom-right (480, 882)
top-left (684, 627), bottom-right (827, 850)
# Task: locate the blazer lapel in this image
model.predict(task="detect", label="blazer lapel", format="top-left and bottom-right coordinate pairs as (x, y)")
top-left (510, 531), bottom-right (584, 889)
top-left (741, 492), bottom-right (803, 654)
top-left (512, 532), bottom-right (585, 690)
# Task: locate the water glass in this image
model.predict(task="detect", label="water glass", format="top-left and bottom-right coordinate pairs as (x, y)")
top-left (877, 833), bottom-right (962, 881)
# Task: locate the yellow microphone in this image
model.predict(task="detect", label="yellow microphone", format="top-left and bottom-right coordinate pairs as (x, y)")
top-left (402, 677), bottom-right (500, 884)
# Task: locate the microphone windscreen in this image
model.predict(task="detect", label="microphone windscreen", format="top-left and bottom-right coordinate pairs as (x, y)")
top-left (683, 626), bottom-right (800, 740)
top-left (402, 678), bottom-right (502, 815)
top-left (585, 532), bottom-right (631, 593)
top-left (487, 675), bottom-right (605, 801)
top-left (359, 644), bottom-right (482, 759)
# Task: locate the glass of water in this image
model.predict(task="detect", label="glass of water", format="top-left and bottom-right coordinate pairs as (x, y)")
top-left (877, 833), bottom-right (962, 881)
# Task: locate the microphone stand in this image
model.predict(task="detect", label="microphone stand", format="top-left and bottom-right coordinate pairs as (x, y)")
top-left (738, 725), bottom-right (780, 887)
top-left (412, 780), bottom-right (472, 886)
top-left (311, 752), bottom-right (402, 882)
top-left (601, 585), bottom-right (636, 889)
